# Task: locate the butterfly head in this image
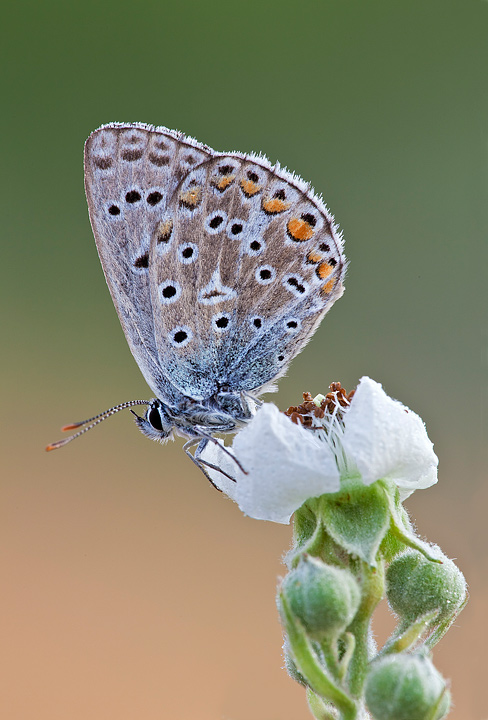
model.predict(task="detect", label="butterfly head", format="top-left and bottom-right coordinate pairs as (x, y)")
top-left (131, 399), bottom-right (175, 442)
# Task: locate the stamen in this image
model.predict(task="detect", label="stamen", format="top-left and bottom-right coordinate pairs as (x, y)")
top-left (283, 382), bottom-right (356, 475)
top-left (285, 382), bottom-right (355, 426)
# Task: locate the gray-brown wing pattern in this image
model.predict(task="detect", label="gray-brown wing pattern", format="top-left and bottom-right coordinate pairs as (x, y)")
top-left (148, 154), bottom-right (346, 399)
top-left (84, 123), bottom-right (212, 403)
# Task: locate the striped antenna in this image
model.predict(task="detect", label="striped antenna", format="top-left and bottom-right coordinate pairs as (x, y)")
top-left (46, 400), bottom-right (151, 451)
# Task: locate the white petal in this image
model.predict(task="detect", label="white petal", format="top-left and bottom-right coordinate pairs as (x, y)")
top-left (342, 377), bottom-right (438, 498)
top-left (200, 403), bottom-right (340, 523)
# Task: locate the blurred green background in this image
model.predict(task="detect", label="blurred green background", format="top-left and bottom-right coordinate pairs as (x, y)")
top-left (1, 1), bottom-right (486, 718)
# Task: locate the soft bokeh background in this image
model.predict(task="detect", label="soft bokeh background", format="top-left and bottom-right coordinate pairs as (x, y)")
top-left (2, 1), bottom-right (486, 718)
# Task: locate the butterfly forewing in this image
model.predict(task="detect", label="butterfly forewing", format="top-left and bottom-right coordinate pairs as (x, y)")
top-left (84, 123), bottom-right (213, 402)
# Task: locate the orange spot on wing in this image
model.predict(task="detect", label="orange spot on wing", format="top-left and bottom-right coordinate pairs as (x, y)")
top-left (214, 175), bottom-right (235, 191)
top-left (317, 262), bottom-right (333, 280)
top-left (179, 185), bottom-right (202, 208)
top-left (322, 277), bottom-right (336, 294)
top-left (156, 218), bottom-right (173, 243)
top-left (240, 179), bottom-right (261, 196)
top-left (287, 217), bottom-right (315, 241)
top-left (262, 197), bottom-right (290, 214)
top-left (307, 251), bottom-right (322, 264)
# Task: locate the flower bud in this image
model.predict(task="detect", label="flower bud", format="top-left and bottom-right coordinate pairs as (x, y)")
top-left (365, 654), bottom-right (450, 720)
top-left (386, 548), bottom-right (466, 625)
top-left (280, 555), bottom-right (360, 640)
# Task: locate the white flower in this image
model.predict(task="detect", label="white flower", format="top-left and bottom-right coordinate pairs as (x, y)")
top-left (201, 377), bottom-right (438, 524)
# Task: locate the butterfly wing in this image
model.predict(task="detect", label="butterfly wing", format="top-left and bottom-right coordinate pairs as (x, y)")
top-left (147, 153), bottom-right (346, 399)
top-left (84, 123), bottom-right (212, 402)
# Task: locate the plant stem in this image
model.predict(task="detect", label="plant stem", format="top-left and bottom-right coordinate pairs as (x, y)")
top-left (347, 560), bottom-right (384, 698)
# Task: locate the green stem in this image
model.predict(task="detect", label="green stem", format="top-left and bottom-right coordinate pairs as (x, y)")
top-left (378, 611), bottom-right (438, 657)
top-left (337, 633), bottom-right (355, 682)
top-left (347, 560), bottom-right (384, 698)
top-left (280, 593), bottom-right (357, 719)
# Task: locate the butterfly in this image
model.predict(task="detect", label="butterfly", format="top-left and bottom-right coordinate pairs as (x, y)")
top-left (47, 122), bottom-right (346, 484)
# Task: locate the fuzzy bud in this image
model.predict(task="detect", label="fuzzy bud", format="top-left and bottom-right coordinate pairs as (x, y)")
top-left (280, 555), bottom-right (360, 640)
top-left (386, 548), bottom-right (466, 625)
top-left (365, 654), bottom-right (450, 720)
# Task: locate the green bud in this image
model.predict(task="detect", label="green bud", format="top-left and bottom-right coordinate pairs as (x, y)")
top-left (280, 555), bottom-right (361, 640)
top-left (386, 548), bottom-right (467, 625)
top-left (365, 654), bottom-right (450, 720)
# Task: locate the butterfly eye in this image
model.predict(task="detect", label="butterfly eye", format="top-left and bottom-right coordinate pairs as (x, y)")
top-left (148, 407), bottom-right (163, 431)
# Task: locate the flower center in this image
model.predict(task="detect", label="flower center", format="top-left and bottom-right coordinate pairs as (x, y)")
top-left (284, 382), bottom-right (357, 476)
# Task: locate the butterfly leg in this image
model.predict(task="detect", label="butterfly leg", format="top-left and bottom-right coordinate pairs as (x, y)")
top-left (183, 438), bottom-right (223, 489)
top-left (183, 438), bottom-right (238, 489)
top-left (242, 390), bottom-right (263, 409)
top-left (195, 430), bottom-right (248, 476)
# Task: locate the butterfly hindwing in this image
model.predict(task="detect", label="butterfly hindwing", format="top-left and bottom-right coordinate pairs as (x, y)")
top-left (147, 152), bottom-right (346, 398)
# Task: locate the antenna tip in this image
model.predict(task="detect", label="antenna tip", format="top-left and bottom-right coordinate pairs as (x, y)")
top-left (61, 422), bottom-right (83, 431)
top-left (45, 440), bottom-right (65, 452)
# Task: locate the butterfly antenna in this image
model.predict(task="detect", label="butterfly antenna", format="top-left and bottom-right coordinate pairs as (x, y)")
top-left (45, 400), bottom-right (151, 451)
